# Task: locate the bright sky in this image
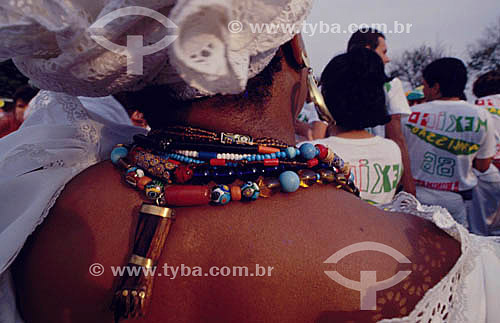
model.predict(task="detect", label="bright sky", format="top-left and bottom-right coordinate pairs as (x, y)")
top-left (303, 0), bottom-right (500, 84)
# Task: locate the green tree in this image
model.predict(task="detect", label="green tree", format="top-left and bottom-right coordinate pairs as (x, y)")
top-left (388, 44), bottom-right (446, 89)
top-left (467, 17), bottom-right (500, 74)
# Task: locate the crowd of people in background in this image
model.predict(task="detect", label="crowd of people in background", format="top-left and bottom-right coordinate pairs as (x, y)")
top-left (296, 28), bottom-right (500, 236)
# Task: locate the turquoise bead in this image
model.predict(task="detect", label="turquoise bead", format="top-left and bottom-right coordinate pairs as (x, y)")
top-left (285, 147), bottom-right (297, 159)
top-left (299, 143), bottom-right (316, 160)
top-left (279, 171), bottom-right (300, 193)
top-left (111, 146), bottom-right (128, 164)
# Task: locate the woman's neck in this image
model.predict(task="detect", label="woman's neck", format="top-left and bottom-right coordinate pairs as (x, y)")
top-left (328, 126), bottom-right (374, 139)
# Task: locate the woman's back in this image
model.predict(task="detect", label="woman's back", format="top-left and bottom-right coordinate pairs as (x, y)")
top-left (14, 161), bottom-right (461, 323)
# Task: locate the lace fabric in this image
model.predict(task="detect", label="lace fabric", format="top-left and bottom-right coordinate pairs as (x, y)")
top-left (377, 193), bottom-right (500, 323)
top-left (0, 0), bottom-right (313, 99)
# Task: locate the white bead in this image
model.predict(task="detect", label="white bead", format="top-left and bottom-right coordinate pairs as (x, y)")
top-left (217, 154), bottom-right (222, 159)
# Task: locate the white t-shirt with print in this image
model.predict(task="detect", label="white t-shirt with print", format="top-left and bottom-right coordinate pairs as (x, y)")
top-left (475, 94), bottom-right (500, 160)
top-left (311, 136), bottom-right (403, 204)
top-left (368, 77), bottom-right (412, 137)
top-left (403, 100), bottom-right (496, 192)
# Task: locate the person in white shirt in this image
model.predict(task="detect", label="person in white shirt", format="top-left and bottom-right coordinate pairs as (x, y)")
top-left (471, 70), bottom-right (500, 233)
top-left (347, 28), bottom-right (416, 196)
top-left (403, 58), bottom-right (497, 234)
top-left (311, 48), bottom-right (402, 204)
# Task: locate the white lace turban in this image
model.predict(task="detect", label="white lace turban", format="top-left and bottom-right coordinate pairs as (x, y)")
top-left (0, 0), bottom-right (313, 99)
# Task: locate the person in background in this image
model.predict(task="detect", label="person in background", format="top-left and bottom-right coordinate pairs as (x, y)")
top-left (471, 70), bottom-right (500, 234)
top-left (403, 58), bottom-right (496, 235)
top-left (0, 97), bottom-right (18, 138)
top-left (474, 70), bottom-right (500, 168)
top-left (348, 28), bottom-right (416, 196)
top-left (310, 48), bottom-right (401, 204)
top-left (406, 85), bottom-right (426, 107)
top-left (12, 85), bottom-right (39, 122)
top-left (295, 90), bottom-right (327, 142)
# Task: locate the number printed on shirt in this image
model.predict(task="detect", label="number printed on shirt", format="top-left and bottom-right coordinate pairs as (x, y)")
top-left (420, 152), bottom-right (455, 178)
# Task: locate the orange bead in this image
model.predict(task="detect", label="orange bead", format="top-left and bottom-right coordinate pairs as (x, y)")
top-left (137, 176), bottom-right (152, 191)
top-left (258, 146), bottom-right (280, 154)
top-left (230, 186), bottom-right (242, 201)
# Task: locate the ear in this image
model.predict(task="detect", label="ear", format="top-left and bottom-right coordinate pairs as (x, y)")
top-left (432, 82), bottom-right (441, 97)
top-left (290, 34), bottom-right (307, 67)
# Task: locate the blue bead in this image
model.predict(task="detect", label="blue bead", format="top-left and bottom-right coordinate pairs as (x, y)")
top-left (111, 146), bottom-right (128, 164)
top-left (270, 153), bottom-right (276, 159)
top-left (299, 143), bottom-right (316, 160)
top-left (211, 185), bottom-right (231, 205)
top-left (264, 154), bottom-right (271, 159)
top-left (257, 155), bottom-right (263, 161)
top-left (279, 171), bottom-right (300, 193)
top-left (285, 147), bottom-right (296, 159)
top-left (241, 181), bottom-right (260, 201)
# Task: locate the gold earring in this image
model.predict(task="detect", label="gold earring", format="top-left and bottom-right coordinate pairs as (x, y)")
top-left (301, 52), bottom-right (336, 126)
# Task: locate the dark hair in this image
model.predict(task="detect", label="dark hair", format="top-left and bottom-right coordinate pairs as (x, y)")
top-left (13, 85), bottom-right (39, 103)
top-left (320, 48), bottom-right (390, 130)
top-left (423, 58), bottom-right (468, 98)
top-left (347, 28), bottom-right (386, 52)
top-left (473, 70), bottom-right (500, 98)
top-left (123, 42), bottom-right (298, 130)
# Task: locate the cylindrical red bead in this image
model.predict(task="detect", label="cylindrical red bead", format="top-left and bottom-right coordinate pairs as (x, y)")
top-left (164, 185), bottom-right (211, 206)
top-left (307, 158), bottom-right (319, 168)
top-left (210, 159), bottom-right (226, 166)
top-left (315, 144), bottom-right (328, 160)
top-left (264, 159), bottom-right (279, 166)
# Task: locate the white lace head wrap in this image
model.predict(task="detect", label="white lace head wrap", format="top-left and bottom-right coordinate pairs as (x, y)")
top-left (0, 0), bottom-right (313, 99)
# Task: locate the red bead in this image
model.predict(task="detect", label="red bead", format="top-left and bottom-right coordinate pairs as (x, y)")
top-left (264, 158), bottom-right (279, 166)
top-left (174, 165), bottom-right (194, 184)
top-left (307, 158), bottom-right (319, 168)
top-left (164, 186), bottom-right (211, 206)
top-left (315, 144), bottom-right (328, 160)
top-left (210, 159), bottom-right (226, 166)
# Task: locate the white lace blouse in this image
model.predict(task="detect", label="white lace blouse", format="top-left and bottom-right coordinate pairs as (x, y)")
top-left (0, 93), bottom-right (499, 322)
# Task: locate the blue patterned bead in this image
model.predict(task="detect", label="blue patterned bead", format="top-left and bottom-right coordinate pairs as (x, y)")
top-left (279, 171), bottom-right (300, 193)
top-left (241, 181), bottom-right (260, 201)
top-left (145, 180), bottom-right (164, 200)
top-left (257, 155), bottom-right (264, 161)
top-left (111, 146), bottom-right (128, 164)
top-left (285, 147), bottom-right (296, 159)
top-left (299, 143), bottom-right (316, 160)
top-left (211, 184), bottom-right (231, 205)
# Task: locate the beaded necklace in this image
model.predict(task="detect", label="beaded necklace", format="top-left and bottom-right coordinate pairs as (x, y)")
top-left (111, 126), bottom-right (359, 206)
top-left (109, 126), bottom-right (359, 321)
